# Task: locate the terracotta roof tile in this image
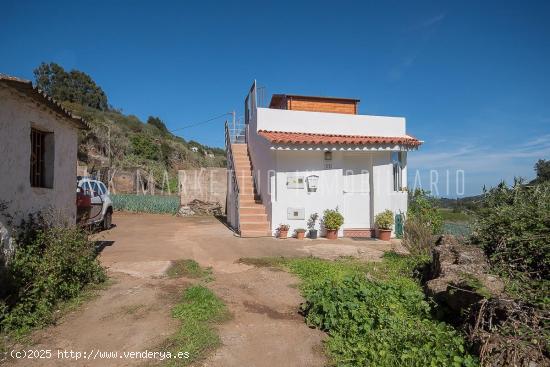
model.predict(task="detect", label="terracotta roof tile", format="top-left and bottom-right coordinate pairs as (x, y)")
top-left (258, 130), bottom-right (422, 147)
top-left (0, 74), bottom-right (89, 129)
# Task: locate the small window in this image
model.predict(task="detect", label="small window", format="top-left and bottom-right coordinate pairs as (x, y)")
top-left (30, 128), bottom-right (54, 188)
top-left (392, 152), bottom-right (406, 191)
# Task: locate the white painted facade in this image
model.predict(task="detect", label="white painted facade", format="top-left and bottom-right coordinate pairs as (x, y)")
top-left (229, 83), bottom-right (420, 237)
top-left (0, 82), bottom-right (82, 229)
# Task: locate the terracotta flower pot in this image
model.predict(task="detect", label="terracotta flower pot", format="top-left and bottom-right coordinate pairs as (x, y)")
top-left (377, 229), bottom-right (391, 241)
top-left (278, 230), bottom-right (288, 239)
top-left (325, 229), bottom-right (338, 240)
top-left (296, 231), bottom-right (305, 240)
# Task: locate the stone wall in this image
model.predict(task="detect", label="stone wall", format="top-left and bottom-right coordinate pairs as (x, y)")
top-left (178, 168), bottom-right (227, 209)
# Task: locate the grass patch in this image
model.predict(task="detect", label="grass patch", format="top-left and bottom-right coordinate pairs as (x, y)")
top-left (244, 253), bottom-right (477, 366)
top-left (167, 260), bottom-right (212, 281)
top-left (164, 285), bottom-right (229, 366)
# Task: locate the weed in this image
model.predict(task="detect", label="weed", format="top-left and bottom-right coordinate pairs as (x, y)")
top-left (245, 253), bottom-right (477, 366)
top-left (1, 215), bottom-right (106, 335)
top-left (167, 260), bottom-right (212, 281)
top-left (164, 285), bottom-right (229, 366)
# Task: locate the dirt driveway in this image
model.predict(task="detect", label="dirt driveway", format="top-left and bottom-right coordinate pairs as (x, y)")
top-left (6, 212), bottom-right (399, 367)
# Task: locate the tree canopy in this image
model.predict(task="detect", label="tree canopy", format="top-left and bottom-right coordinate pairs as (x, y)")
top-left (33, 62), bottom-right (109, 110)
top-left (147, 116), bottom-right (169, 134)
top-left (533, 159), bottom-right (550, 184)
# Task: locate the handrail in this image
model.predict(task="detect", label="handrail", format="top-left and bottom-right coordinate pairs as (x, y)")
top-left (228, 122), bottom-right (247, 144)
top-left (225, 121), bottom-right (240, 231)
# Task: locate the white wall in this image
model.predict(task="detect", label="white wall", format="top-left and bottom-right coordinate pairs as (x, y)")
top-left (271, 150), bottom-right (343, 236)
top-left (0, 87), bottom-right (79, 227)
top-left (257, 107), bottom-right (406, 137)
top-left (371, 151), bottom-right (408, 235)
top-left (268, 150), bottom-right (408, 237)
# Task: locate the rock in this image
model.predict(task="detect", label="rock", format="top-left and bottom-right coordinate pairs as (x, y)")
top-left (177, 206), bottom-right (195, 216)
top-left (426, 236), bottom-right (504, 315)
top-left (178, 199), bottom-right (223, 217)
top-left (0, 221), bottom-right (15, 265)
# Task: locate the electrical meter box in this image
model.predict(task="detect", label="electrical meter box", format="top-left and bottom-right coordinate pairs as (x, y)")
top-left (287, 207), bottom-right (305, 220)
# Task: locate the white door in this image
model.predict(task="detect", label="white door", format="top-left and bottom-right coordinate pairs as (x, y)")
top-left (343, 156), bottom-right (371, 228)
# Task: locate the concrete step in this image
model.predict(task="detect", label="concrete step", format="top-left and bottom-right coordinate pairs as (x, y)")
top-left (239, 199), bottom-right (263, 208)
top-left (239, 206), bottom-right (266, 215)
top-left (240, 230), bottom-right (272, 238)
top-left (233, 161), bottom-right (251, 167)
top-left (240, 222), bottom-right (270, 231)
top-left (239, 193), bottom-right (260, 201)
top-left (238, 188), bottom-right (256, 194)
top-left (236, 182), bottom-right (255, 189)
top-left (239, 213), bottom-right (268, 222)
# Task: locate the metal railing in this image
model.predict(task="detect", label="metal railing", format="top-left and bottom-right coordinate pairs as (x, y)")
top-left (228, 122), bottom-right (247, 144)
top-left (225, 121), bottom-right (240, 231)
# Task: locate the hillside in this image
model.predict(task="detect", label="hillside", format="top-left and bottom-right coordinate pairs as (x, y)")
top-left (33, 62), bottom-right (226, 187)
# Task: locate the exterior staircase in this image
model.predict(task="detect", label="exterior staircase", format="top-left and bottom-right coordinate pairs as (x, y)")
top-left (231, 144), bottom-right (271, 237)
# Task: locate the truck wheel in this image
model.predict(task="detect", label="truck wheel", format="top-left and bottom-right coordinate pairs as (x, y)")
top-left (103, 210), bottom-right (112, 230)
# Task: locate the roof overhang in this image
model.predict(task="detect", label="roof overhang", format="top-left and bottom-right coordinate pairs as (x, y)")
top-left (0, 74), bottom-right (89, 129)
top-left (258, 130), bottom-right (422, 151)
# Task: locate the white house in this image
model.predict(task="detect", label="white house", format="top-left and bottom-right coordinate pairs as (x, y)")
top-left (0, 74), bottom-right (88, 232)
top-left (226, 82), bottom-right (422, 238)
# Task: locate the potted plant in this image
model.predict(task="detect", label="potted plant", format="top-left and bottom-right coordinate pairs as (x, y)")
top-left (307, 213), bottom-right (319, 239)
top-left (277, 224), bottom-right (290, 239)
top-left (295, 228), bottom-right (306, 240)
top-left (375, 209), bottom-right (394, 241)
top-left (322, 209), bottom-right (344, 240)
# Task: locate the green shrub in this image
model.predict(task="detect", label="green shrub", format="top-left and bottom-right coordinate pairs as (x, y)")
top-left (323, 209), bottom-right (344, 230)
top-left (111, 194), bottom-right (179, 214)
top-left (375, 209), bottom-right (394, 230)
top-left (130, 134), bottom-right (160, 160)
top-left (471, 180), bottom-right (550, 304)
top-left (403, 215), bottom-right (435, 256)
top-left (408, 189), bottom-right (443, 234)
top-left (1, 217), bottom-right (105, 333)
top-left (288, 255), bottom-right (477, 367)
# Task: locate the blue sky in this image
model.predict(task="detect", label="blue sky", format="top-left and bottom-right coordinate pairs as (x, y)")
top-left (1, 0), bottom-right (549, 196)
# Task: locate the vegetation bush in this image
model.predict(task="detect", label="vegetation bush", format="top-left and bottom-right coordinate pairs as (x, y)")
top-left (323, 209), bottom-right (344, 230)
top-left (403, 215), bottom-right (434, 256)
top-left (408, 189), bottom-right (443, 234)
top-left (130, 134), bottom-right (160, 160)
top-left (281, 254), bottom-right (477, 366)
top-left (374, 209), bottom-right (394, 230)
top-left (111, 194), bottom-right (180, 214)
top-left (471, 180), bottom-right (550, 305)
top-left (0, 216), bottom-right (106, 333)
